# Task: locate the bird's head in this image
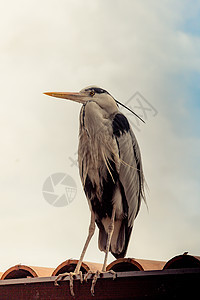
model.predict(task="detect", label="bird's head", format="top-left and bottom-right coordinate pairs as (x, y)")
top-left (44, 85), bottom-right (118, 115)
top-left (44, 85), bottom-right (145, 122)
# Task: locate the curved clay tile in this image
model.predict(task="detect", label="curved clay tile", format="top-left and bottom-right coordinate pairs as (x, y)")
top-left (107, 257), bottom-right (166, 272)
top-left (107, 258), bottom-right (144, 272)
top-left (52, 259), bottom-right (102, 276)
top-left (163, 254), bottom-right (200, 269)
top-left (1, 265), bottom-right (54, 280)
top-left (1, 265), bottom-right (38, 280)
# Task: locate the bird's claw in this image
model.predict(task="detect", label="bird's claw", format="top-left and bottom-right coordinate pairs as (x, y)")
top-left (84, 269), bottom-right (116, 296)
top-left (54, 271), bottom-right (83, 297)
top-left (84, 270), bottom-right (93, 282)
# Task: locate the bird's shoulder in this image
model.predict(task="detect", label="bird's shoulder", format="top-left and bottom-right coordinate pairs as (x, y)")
top-left (112, 112), bottom-right (130, 138)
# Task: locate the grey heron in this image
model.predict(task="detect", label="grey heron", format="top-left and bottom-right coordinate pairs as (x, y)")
top-left (44, 86), bottom-right (146, 295)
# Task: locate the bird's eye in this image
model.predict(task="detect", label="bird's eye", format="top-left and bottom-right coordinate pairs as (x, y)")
top-left (90, 90), bottom-right (95, 97)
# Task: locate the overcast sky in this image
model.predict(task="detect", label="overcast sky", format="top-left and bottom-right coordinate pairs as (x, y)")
top-left (0, 0), bottom-right (200, 271)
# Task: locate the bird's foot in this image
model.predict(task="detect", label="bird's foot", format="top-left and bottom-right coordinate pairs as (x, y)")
top-left (54, 271), bottom-right (83, 297)
top-left (85, 269), bottom-right (116, 296)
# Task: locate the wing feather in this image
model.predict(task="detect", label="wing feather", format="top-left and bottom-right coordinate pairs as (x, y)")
top-left (117, 127), bottom-right (145, 226)
top-left (111, 113), bottom-right (145, 257)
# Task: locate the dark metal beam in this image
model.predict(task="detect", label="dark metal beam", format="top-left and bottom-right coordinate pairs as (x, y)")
top-left (0, 268), bottom-right (199, 299)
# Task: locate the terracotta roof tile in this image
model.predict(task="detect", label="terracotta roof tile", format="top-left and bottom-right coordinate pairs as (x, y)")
top-left (1, 254), bottom-right (199, 280)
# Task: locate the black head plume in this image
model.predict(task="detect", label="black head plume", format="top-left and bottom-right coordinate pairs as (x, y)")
top-left (115, 100), bottom-right (145, 123)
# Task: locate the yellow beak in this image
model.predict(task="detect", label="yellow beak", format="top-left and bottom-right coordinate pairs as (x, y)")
top-left (44, 92), bottom-right (87, 104)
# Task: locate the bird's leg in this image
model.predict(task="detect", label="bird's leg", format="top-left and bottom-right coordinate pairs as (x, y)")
top-left (55, 211), bottom-right (95, 297)
top-left (90, 207), bottom-right (116, 296)
top-left (74, 211), bottom-right (96, 273)
top-left (102, 206), bottom-right (116, 271)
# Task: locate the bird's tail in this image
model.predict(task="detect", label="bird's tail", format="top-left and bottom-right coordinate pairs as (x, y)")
top-left (97, 219), bottom-right (132, 259)
top-left (111, 221), bottom-right (132, 259)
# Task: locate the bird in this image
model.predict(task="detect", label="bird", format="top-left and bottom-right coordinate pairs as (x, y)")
top-left (44, 86), bottom-right (146, 295)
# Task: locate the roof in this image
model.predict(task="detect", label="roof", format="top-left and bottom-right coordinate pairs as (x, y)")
top-left (0, 254), bottom-right (200, 279)
top-left (0, 254), bottom-right (199, 299)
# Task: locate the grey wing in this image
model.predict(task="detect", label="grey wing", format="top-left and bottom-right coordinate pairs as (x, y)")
top-left (117, 127), bottom-right (145, 227)
top-left (113, 113), bottom-right (145, 228)
top-left (110, 113), bottom-right (145, 258)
